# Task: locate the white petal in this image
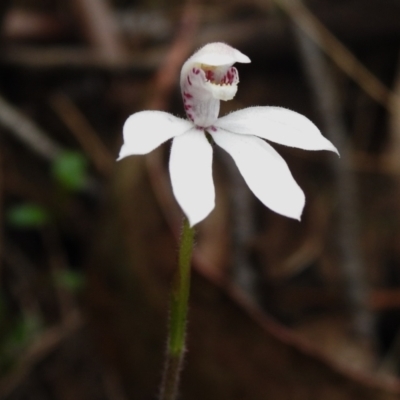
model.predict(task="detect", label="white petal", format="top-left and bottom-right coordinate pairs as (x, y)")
top-left (212, 129), bottom-right (305, 220)
top-left (118, 111), bottom-right (193, 159)
top-left (215, 106), bottom-right (339, 155)
top-left (186, 42), bottom-right (250, 67)
top-left (169, 129), bottom-right (215, 226)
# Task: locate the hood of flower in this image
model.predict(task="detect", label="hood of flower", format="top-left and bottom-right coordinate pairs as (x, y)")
top-left (180, 43), bottom-right (250, 128)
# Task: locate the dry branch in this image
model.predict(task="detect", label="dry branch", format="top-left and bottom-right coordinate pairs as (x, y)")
top-left (50, 93), bottom-right (114, 177)
top-left (0, 94), bottom-right (63, 161)
top-left (270, 0), bottom-right (400, 114)
top-left (0, 311), bottom-right (83, 399)
top-left (69, 0), bottom-right (128, 66)
top-left (293, 22), bottom-right (374, 343)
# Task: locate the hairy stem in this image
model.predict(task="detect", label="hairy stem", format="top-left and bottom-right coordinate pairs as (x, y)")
top-left (159, 218), bottom-right (194, 400)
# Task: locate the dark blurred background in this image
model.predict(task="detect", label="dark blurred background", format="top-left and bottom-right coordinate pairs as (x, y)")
top-left (1, 0), bottom-right (400, 399)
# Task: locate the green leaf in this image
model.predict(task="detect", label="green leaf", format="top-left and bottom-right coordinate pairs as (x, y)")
top-left (10, 315), bottom-right (42, 346)
top-left (54, 270), bottom-right (85, 293)
top-left (7, 204), bottom-right (50, 228)
top-left (52, 151), bottom-right (88, 191)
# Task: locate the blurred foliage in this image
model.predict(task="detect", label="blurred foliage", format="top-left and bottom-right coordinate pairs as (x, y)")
top-left (0, 313), bottom-right (43, 373)
top-left (7, 204), bottom-right (50, 228)
top-left (51, 151), bottom-right (88, 192)
top-left (54, 269), bottom-right (85, 294)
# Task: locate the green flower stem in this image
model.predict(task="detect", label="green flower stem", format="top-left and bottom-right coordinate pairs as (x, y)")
top-left (160, 217), bottom-right (195, 400)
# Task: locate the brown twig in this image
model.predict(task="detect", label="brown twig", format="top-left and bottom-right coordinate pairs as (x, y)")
top-left (3, 241), bottom-right (42, 319)
top-left (2, 9), bottom-right (67, 41)
top-left (0, 17), bottom-right (272, 70)
top-left (292, 20), bottom-right (375, 343)
top-left (270, 0), bottom-right (400, 114)
top-left (1, 45), bottom-right (159, 69)
top-left (50, 92), bottom-right (114, 177)
top-left (386, 51), bottom-right (400, 170)
top-left (146, 2), bottom-right (200, 111)
top-left (42, 226), bottom-right (76, 320)
top-left (376, 51), bottom-right (400, 375)
top-left (0, 93), bottom-right (100, 194)
top-left (69, 0), bottom-right (128, 66)
top-left (0, 94), bottom-right (63, 161)
top-left (0, 310), bottom-right (83, 399)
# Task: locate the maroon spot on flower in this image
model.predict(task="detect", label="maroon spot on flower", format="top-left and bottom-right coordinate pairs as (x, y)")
top-left (184, 105), bottom-right (192, 110)
top-left (187, 76), bottom-right (192, 85)
top-left (194, 68), bottom-right (200, 75)
top-left (183, 92), bottom-right (193, 99)
top-left (210, 126), bottom-right (217, 132)
top-left (230, 68), bottom-right (237, 83)
top-left (187, 113), bottom-right (194, 121)
top-left (221, 67), bottom-right (236, 84)
top-left (205, 70), bottom-right (214, 81)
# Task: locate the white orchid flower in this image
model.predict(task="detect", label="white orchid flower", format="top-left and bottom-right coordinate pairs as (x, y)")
top-left (118, 42), bottom-right (338, 227)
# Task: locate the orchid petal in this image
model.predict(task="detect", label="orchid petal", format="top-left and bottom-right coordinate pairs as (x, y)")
top-left (215, 106), bottom-right (339, 155)
top-left (118, 111), bottom-right (192, 159)
top-left (212, 129), bottom-right (305, 220)
top-left (169, 129), bottom-right (214, 226)
top-left (185, 42), bottom-right (250, 68)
